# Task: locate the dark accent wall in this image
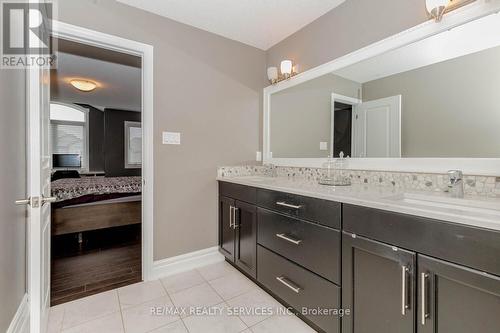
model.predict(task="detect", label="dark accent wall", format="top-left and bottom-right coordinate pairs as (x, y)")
top-left (104, 109), bottom-right (141, 177)
top-left (77, 104), bottom-right (105, 172)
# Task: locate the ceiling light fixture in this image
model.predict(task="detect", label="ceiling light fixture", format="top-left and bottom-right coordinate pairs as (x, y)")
top-left (70, 79), bottom-right (97, 92)
top-left (267, 59), bottom-right (299, 85)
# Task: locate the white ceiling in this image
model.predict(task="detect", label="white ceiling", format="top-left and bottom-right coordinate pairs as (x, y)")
top-left (116, 0), bottom-right (346, 50)
top-left (334, 13), bottom-right (500, 83)
top-left (51, 49), bottom-right (142, 111)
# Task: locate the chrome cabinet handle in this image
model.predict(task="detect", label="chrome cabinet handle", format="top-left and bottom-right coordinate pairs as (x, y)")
top-left (421, 272), bottom-right (429, 325)
top-left (233, 207), bottom-right (239, 229)
top-left (229, 206), bottom-right (234, 228)
top-left (276, 276), bottom-right (301, 294)
top-left (401, 266), bottom-right (409, 315)
top-left (276, 201), bottom-right (302, 209)
top-left (276, 233), bottom-right (302, 245)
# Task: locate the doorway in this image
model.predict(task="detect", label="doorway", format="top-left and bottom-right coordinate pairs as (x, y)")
top-left (49, 38), bottom-right (143, 305)
top-left (26, 21), bottom-right (153, 332)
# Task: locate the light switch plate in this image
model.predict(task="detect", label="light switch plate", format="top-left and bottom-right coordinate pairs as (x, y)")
top-left (320, 142), bottom-right (328, 150)
top-left (162, 132), bottom-right (181, 145)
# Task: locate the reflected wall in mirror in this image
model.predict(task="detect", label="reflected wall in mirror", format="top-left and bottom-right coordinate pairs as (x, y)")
top-left (268, 13), bottom-right (500, 159)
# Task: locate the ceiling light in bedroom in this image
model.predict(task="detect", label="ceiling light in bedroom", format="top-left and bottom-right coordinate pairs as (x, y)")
top-left (70, 79), bottom-right (97, 92)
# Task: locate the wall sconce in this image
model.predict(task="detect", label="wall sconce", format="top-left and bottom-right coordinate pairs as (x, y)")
top-left (267, 59), bottom-right (299, 85)
top-left (426, 0), bottom-right (449, 21)
top-left (426, 0), bottom-right (476, 22)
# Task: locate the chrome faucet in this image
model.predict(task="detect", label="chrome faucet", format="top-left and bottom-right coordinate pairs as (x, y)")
top-left (447, 170), bottom-right (464, 198)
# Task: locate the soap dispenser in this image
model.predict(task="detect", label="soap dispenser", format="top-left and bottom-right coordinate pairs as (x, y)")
top-left (318, 152), bottom-right (351, 186)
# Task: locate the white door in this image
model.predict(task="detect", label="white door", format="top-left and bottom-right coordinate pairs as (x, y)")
top-left (27, 65), bottom-right (53, 332)
top-left (353, 95), bottom-right (401, 158)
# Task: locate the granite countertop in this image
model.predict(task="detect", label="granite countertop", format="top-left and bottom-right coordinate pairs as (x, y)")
top-left (217, 175), bottom-right (500, 232)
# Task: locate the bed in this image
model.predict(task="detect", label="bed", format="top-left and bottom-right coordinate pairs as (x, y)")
top-left (51, 176), bottom-right (142, 236)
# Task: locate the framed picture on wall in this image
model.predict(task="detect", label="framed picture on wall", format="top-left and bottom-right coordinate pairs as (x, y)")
top-left (124, 121), bottom-right (142, 169)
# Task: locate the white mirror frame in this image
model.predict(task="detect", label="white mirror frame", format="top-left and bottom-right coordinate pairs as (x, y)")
top-left (263, 0), bottom-right (500, 176)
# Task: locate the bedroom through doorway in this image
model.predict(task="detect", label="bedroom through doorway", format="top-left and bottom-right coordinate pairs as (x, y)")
top-left (49, 37), bottom-right (143, 306)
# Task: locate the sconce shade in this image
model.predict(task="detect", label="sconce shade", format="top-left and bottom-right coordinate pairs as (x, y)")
top-left (267, 67), bottom-right (278, 81)
top-left (280, 60), bottom-right (293, 75)
top-left (426, 0), bottom-right (449, 21)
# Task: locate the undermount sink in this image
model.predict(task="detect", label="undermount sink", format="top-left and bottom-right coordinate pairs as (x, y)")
top-left (384, 193), bottom-right (500, 218)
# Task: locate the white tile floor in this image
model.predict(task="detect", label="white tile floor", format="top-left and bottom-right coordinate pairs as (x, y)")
top-left (47, 261), bottom-right (316, 333)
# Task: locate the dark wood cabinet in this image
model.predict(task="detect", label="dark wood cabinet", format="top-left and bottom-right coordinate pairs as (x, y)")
top-left (219, 182), bottom-right (500, 333)
top-left (342, 232), bottom-right (416, 333)
top-left (234, 200), bottom-right (257, 278)
top-left (257, 208), bottom-right (341, 283)
top-left (418, 255), bottom-right (500, 333)
top-left (218, 182), bottom-right (257, 279)
top-left (219, 196), bottom-right (236, 261)
top-left (258, 245), bottom-right (340, 333)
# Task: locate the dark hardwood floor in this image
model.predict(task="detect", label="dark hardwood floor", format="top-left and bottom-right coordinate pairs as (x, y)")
top-left (51, 224), bottom-right (142, 306)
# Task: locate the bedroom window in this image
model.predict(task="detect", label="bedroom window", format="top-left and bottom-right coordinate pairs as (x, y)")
top-left (50, 103), bottom-right (90, 171)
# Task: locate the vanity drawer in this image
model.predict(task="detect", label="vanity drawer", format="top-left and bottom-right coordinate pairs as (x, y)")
top-left (219, 181), bottom-right (256, 204)
top-left (256, 189), bottom-right (341, 229)
top-left (257, 208), bottom-right (340, 283)
top-left (343, 204), bottom-right (500, 277)
top-left (257, 245), bottom-right (340, 333)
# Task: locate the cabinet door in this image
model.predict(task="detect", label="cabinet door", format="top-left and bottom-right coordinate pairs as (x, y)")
top-left (234, 200), bottom-right (257, 278)
top-left (418, 255), bottom-right (500, 333)
top-left (342, 232), bottom-right (416, 333)
top-left (219, 196), bottom-right (235, 262)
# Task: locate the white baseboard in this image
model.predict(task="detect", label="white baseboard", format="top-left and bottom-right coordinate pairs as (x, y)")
top-left (151, 246), bottom-right (224, 280)
top-left (6, 294), bottom-right (29, 333)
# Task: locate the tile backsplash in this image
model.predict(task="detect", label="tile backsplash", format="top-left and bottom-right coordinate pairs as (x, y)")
top-left (217, 165), bottom-right (500, 197)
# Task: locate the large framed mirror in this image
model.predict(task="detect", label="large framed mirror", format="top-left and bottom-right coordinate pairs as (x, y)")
top-left (263, 2), bottom-right (500, 174)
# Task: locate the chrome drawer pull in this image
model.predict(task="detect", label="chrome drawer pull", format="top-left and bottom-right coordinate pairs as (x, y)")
top-left (276, 276), bottom-right (301, 293)
top-left (276, 233), bottom-right (302, 245)
top-left (276, 201), bottom-right (302, 209)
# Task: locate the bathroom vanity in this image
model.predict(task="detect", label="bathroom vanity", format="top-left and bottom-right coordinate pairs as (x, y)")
top-left (218, 177), bottom-right (500, 333)
top-left (218, 7), bottom-right (500, 333)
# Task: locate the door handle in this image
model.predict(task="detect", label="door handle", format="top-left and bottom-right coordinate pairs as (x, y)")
top-left (15, 198), bottom-right (31, 206)
top-left (41, 196), bottom-right (57, 205)
top-left (15, 196), bottom-right (56, 207)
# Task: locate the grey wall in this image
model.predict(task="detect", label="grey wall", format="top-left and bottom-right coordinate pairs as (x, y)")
top-left (77, 104), bottom-right (105, 172)
top-left (104, 109), bottom-right (142, 177)
top-left (0, 69), bottom-right (26, 330)
top-left (362, 45), bottom-right (500, 158)
top-left (270, 74), bottom-right (360, 158)
top-left (55, 0), bottom-right (267, 259)
top-left (267, 0), bottom-right (428, 72)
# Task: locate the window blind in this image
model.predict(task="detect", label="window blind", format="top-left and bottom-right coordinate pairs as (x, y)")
top-left (50, 122), bottom-right (86, 168)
